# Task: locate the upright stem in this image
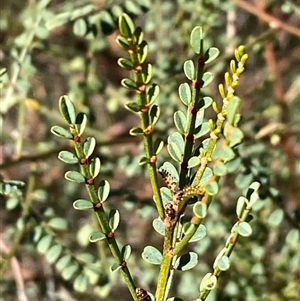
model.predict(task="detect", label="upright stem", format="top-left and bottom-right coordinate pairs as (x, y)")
top-left (128, 42), bottom-right (164, 219)
top-left (73, 140), bottom-right (138, 301)
top-left (179, 42), bottom-right (205, 189)
top-left (156, 35), bottom-right (206, 301)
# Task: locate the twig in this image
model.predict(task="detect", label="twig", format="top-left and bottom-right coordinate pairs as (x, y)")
top-left (263, 28), bottom-right (299, 221)
top-left (0, 236), bottom-right (29, 301)
top-left (232, 0), bottom-right (300, 38)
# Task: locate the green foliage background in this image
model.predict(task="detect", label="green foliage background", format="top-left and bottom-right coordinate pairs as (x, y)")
top-left (1, 1), bottom-right (299, 301)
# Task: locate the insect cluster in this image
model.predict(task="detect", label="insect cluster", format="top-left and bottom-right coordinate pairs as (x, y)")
top-left (158, 168), bottom-right (184, 228)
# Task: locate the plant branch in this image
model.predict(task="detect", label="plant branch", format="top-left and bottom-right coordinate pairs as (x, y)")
top-left (71, 138), bottom-right (138, 301)
top-left (232, 0), bottom-right (300, 38)
top-left (1, 1), bottom-right (51, 116)
top-left (0, 238), bottom-right (29, 301)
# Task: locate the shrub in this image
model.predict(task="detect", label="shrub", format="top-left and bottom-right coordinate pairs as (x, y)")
top-left (1, 1), bottom-right (299, 301)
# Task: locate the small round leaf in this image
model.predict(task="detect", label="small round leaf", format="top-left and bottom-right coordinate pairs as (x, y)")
top-left (167, 132), bottom-right (184, 163)
top-left (121, 245), bottom-right (132, 261)
top-left (137, 41), bottom-right (148, 64)
top-left (194, 122), bottom-right (210, 139)
top-left (174, 252), bottom-right (198, 271)
top-left (58, 151), bottom-right (78, 164)
top-left (125, 101), bottom-right (140, 113)
top-left (178, 83), bottom-right (191, 105)
top-left (199, 96), bottom-right (213, 110)
top-left (62, 264), bottom-right (79, 280)
top-left (160, 187), bottom-right (172, 205)
top-left (188, 156), bottom-right (200, 169)
top-left (98, 180), bottom-right (110, 202)
top-left (73, 19), bottom-right (89, 36)
top-left (37, 235), bottom-right (52, 254)
top-left (118, 13), bottom-right (135, 38)
top-left (215, 255), bottom-right (230, 271)
top-left (200, 273), bottom-right (217, 291)
top-left (153, 138), bottom-right (164, 154)
top-left (193, 202), bottom-right (207, 219)
top-left (56, 255), bottom-right (72, 272)
top-left (6, 197), bottom-right (19, 210)
top-left (118, 58), bottom-right (134, 70)
top-left (129, 127), bottom-right (144, 136)
top-left (89, 157), bottom-right (101, 179)
top-left (237, 221), bottom-right (252, 237)
top-left (141, 63), bottom-right (153, 84)
top-left (153, 217), bottom-right (165, 236)
top-left (204, 47), bottom-right (220, 64)
top-left (150, 105), bottom-right (160, 126)
top-left (124, 0), bottom-right (143, 16)
top-left (75, 112), bottom-right (87, 136)
top-left (98, 10), bottom-right (115, 35)
top-left (286, 229), bottom-right (300, 246)
top-left (46, 244), bottom-right (63, 264)
top-left (235, 172), bottom-right (253, 190)
top-left (116, 36), bottom-right (130, 50)
top-left (109, 209), bottom-right (120, 231)
top-left (51, 126), bottom-right (73, 139)
top-left (59, 95), bottom-right (76, 124)
top-left (174, 110), bottom-right (187, 134)
top-left (133, 26), bottom-right (144, 44)
top-left (89, 231), bottom-right (106, 243)
top-left (159, 162), bottom-right (179, 182)
top-left (190, 26), bottom-right (203, 54)
top-left (73, 199), bottom-right (93, 210)
top-left (138, 157), bottom-right (149, 165)
top-left (73, 274), bottom-right (88, 293)
top-left (224, 124), bottom-right (244, 147)
top-left (205, 181), bottom-right (219, 196)
top-left (202, 72), bottom-right (214, 88)
top-left (83, 137), bottom-right (96, 158)
top-left (268, 208), bottom-right (284, 227)
top-left (184, 60), bottom-right (195, 80)
top-left (142, 246), bottom-right (162, 265)
top-left (121, 78), bottom-right (137, 90)
top-left (65, 171), bottom-right (85, 183)
top-left (111, 262), bottom-right (122, 273)
top-left (77, 253), bottom-right (94, 264)
top-left (213, 160), bottom-right (227, 176)
top-left (236, 196), bottom-right (247, 219)
top-left (189, 224), bottom-right (207, 243)
top-left (47, 217), bottom-right (68, 231)
top-left (147, 84), bottom-right (160, 105)
top-left (33, 226), bottom-right (43, 243)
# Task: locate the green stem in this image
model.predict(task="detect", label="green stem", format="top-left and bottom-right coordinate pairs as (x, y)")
top-left (156, 37), bottom-right (207, 301)
top-left (179, 53), bottom-right (205, 189)
top-left (1, 1), bottom-right (49, 116)
top-left (1, 164), bottom-right (36, 273)
top-left (15, 101), bottom-right (25, 159)
top-left (73, 140), bottom-right (138, 301)
top-left (155, 221), bottom-right (176, 300)
top-left (199, 201), bottom-right (251, 300)
top-left (155, 253), bottom-right (173, 301)
top-left (173, 193), bottom-right (212, 255)
top-left (129, 51), bottom-right (164, 219)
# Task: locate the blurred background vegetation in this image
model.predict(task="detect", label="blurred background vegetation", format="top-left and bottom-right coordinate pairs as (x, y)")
top-left (1, 1), bottom-right (299, 301)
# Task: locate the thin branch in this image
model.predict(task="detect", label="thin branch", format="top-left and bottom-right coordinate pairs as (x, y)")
top-left (232, 0), bottom-right (300, 38)
top-left (0, 237), bottom-right (29, 301)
